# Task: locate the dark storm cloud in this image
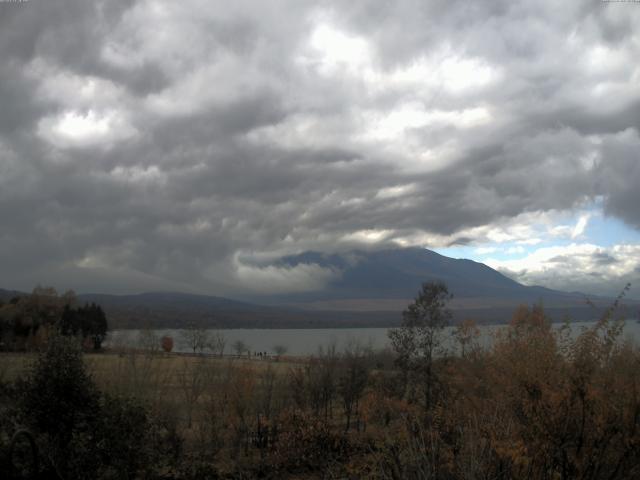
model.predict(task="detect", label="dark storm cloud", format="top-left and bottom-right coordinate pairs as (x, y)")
top-left (0, 0), bottom-right (639, 294)
top-left (597, 132), bottom-right (640, 229)
top-left (0, 0), bottom-right (167, 95)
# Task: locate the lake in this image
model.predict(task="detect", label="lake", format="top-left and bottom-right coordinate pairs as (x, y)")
top-left (107, 319), bottom-right (640, 356)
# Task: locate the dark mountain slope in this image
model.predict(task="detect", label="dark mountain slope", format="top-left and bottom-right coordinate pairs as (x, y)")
top-left (260, 247), bottom-right (586, 305)
top-left (3, 248), bottom-right (634, 328)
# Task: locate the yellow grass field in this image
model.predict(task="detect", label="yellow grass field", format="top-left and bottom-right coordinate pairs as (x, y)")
top-left (0, 351), bottom-right (305, 388)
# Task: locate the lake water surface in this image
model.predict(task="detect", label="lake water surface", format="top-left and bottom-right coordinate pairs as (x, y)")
top-left (108, 320), bottom-right (640, 356)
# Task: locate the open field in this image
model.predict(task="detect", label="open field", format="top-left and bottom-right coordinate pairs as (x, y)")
top-left (2, 348), bottom-right (327, 477)
top-left (1, 350), bottom-right (301, 381)
top-left (1, 349), bottom-right (306, 441)
top-left (0, 352), bottom-right (37, 383)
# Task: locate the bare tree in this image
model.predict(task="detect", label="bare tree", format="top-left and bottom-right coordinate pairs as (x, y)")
top-left (272, 344), bottom-right (288, 360)
top-left (208, 330), bottom-right (226, 357)
top-left (137, 327), bottom-right (160, 356)
top-left (339, 340), bottom-right (371, 431)
top-left (198, 361), bottom-right (229, 459)
top-left (388, 281), bottom-right (452, 412)
top-left (453, 319), bottom-right (481, 358)
top-left (232, 339), bottom-right (248, 357)
top-left (256, 365), bottom-right (277, 420)
top-left (108, 339), bottom-right (174, 408)
top-left (177, 357), bottom-right (208, 428)
top-left (306, 342), bottom-right (339, 420)
top-left (181, 323), bottom-right (210, 354)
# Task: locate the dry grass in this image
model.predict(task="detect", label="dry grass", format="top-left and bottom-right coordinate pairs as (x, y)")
top-left (0, 352), bottom-right (37, 382)
top-left (2, 348), bottom-right (304, 462)
top-left (1, 350), bottom-right (299, 381)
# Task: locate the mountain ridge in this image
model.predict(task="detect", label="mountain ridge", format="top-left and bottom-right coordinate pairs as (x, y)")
top-left (251, 247), bottom-right (597, 305)
top-left (1, 247), bottom-right (634, 328)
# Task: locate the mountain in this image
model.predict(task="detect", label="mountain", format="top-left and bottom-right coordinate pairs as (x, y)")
top-left (268, 248), bottom-right (560, 301)
top-left (78, 291), bottom-right (257, 312)
top-left (76, 291), bottom-right (290, 329)
top-left (0, 288), bottom-right (23, 302)
top-left (244, 247), bottom-right (631, 323)
top-left (3, 248), bottom-right (635, 328)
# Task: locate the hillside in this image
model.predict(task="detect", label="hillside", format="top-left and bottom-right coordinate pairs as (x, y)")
top-left (246, 248), bottom-right (614, 313)
top-left (262, 248), bottom-right (570, 302)
top-left (2, 248), bottom-right (635, 328)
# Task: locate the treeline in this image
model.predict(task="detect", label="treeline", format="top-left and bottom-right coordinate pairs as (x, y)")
top-left (0, 286), bottom-right (108, 351)
top-left (2, 283), bottom-right (640, 479)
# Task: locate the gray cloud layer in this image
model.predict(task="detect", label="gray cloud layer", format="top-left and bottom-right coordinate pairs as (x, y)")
top-left (0, 0), bottom-right (639, 295)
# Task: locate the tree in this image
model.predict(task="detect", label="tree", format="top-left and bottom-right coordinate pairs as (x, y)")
top-left (232, 339), bottom-right (248, 357)
top-left (177, 358), bottom-right (207, 428)
top-left (208, 330), bottom-right (226, 357)
top-left (17, 333), bottom-right (161, 478)
top-left (79, 303), bottom-right (108, 350)
top-left (2, 286), bottom-right (77, 350)
top-left (273, 344), bottom-right (288, 360)
top-left (161, 335), bottom-right (174, 353)
top-left (59, 302), bottom-right (108, 350)
top-left (59, 304), bottom-right (80, 336)
top-left (453, 318), bottom-right (480, 357)
top-left (181, 323), bottom-right (210, 354)
top-left (137, 327), bottom-right (160, 355)
top-left (388, 281), bottom-right (452, 412)
top-left (339, 340), bottom-right (370, 431)
top-left (306, 343), bottom-right (339, 420)
top-left (94, 394), bottom-right (157, 479)
top-left (17, 334), bottom-right (100, 475)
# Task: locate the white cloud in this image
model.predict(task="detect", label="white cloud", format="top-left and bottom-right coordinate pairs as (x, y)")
top-left (110, 165), bottom-right (167, 185)
top-left (475, 246), bottom-right (498, 254)
top-left (341, 229), bottom-right (395, 244)
top-left (362, 103), bottom-right (491, 142)
top-left (303, 24), bottom-right (373, 77)
top-left (375, 184), bottom-right (417, 199)
top-left (364, 49), bottom-right (501, 97)
top-left (37, 110), bottom-right (137, 149)
top-left (571, 213), bottom-right (590, 239)
top-left (486, 243), bottom-right (640, 296)
top-left (233, 258), bottom-right (338, 294)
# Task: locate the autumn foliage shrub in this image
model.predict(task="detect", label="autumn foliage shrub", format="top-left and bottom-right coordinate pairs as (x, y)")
top-left (267, 409), bottom-right (351, 474)
top-left (390, 295), bottom-right (640, 480)
top-left (161, 335), bottom-right (174, 353)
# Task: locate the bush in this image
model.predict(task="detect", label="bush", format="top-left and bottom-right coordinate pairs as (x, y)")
top-left (268, 410), bottom-right (350, 473)
top-left (18, 335), bottom-right (98, 438)
top-left (16, 333), bottom-right (166, 479)
top-left (94, 395), bottom-right (154, 479)
top-left (161, 335), bottom-right (174, 353)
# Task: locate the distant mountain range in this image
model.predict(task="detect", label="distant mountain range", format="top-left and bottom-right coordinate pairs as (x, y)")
top-left (2, 248), bottom-right (636, 328)
top-left (253, 248), bottom-right (580, 303)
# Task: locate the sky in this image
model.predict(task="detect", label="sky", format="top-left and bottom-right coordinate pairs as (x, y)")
top-left (0, 0), bottom-right (639, 298)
